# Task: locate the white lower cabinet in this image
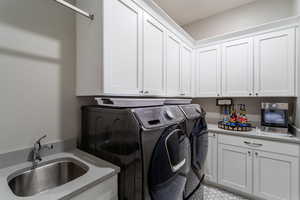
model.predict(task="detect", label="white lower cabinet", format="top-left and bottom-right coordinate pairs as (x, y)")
top-left (217, 134), bottom-right (300, 200)
top-left (205, 132), bottom-right (218, 183)
top-left (253, 151), bottom-right (299, 200)
top-left (218, 144), bottom-right (253, 194)
top-left (71, 175), bottom-right (118, 200)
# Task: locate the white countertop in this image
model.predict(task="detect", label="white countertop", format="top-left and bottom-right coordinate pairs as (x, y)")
top-left (0, 150), bottom-right (120, 200)
top-left (208, 124), bottom-right (300, 144)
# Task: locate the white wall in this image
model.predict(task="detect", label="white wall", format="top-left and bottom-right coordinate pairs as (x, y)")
top-left (183, 0), bottom-right (294, 40)
top-left (293, 0), bottom-right (300, 15)
top-left (0, 0), bottom-right (79, 154)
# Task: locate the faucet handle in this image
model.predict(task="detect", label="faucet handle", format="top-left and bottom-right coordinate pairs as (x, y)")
top-left (37, 134), bottom-right (47, 143)
top-left (35, 134), bottom-right (47, 149)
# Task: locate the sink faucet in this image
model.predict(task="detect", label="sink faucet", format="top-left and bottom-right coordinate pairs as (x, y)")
top-left (32, 135), bottom-right (53, 168)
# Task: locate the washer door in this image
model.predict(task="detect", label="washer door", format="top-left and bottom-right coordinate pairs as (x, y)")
top-left (191, 117), bottom-right (208, 175)
top-left (149, 127), bottom-right (190, 200)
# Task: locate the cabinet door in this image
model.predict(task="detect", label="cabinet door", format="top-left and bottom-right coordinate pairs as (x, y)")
top-left (103, 0), bottom-right (142, 95)
top-left (197, 45), bottom-right (221, 97)
top-left (180, 45), bottom-right (192, 97)
top-left (71, 175), bottom-right (118, 200)
top-left (254, 29), bottom-right (296, 96)
top-left (143, 12), bottom-right (165, 96)
top-left (222, 38), bottom-right (254, 97)
top-left (253, 151), bottom-right (299, 200)
top-left (205, 132), bottom-right (218, 183)
top-left (218, 144), bottom-right (252, 194)
top-left (166, 32), bottom-right (181, 96)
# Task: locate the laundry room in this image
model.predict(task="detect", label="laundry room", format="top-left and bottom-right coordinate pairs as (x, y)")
top-left (0, 0), bottom-right (299, 200)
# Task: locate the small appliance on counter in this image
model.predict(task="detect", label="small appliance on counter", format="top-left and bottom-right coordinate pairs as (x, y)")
top-left (261, 103), bottom-right (289, 133)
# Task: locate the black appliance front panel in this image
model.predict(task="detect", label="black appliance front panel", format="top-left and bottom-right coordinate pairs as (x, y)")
top-left (148, 125), bottom-right (190, 200)
top-left (81, 106), bottom-right (143, 200)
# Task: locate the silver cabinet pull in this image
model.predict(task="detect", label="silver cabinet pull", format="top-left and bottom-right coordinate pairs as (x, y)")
top-left (144, 91), bottom-right (149, 94)
top-left (252, 143), bottom-right (263, 147)
top-left (139, 90), bottom-right (144, 94)
top-left (244, 141), bottom-right (263, 147)
top-left (248, 151), bottom-right (251, 156)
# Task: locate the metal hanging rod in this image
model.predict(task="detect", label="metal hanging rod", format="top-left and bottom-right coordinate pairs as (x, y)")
top-left (53, 0), bottom-right (94, 20)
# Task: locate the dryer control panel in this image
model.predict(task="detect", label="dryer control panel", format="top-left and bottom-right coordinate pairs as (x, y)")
top-left (132, 106), bottom-right (185, 129)
top-left (179, 104), bottom-right (204, 120)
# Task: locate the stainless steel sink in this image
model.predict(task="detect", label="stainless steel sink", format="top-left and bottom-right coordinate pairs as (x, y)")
top-left (8, 157), bottom-right (89, 197)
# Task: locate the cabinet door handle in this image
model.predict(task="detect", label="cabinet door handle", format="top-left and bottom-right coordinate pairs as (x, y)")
top-left (252, 143), bottom-right (263, 147)
top-left (249, 93), bottom-right (252, 96)
top-left (248, 151), bottom-right (251, 156)
top-left (255, 93), bottom-right (259, 96)
top-left (144, 91), bottom-right (149, 94)
top-left (139, 90), bottom-right (144, 94)
top-left (244, 141), bottom-right (263, 147)
top-left (255, 152), bottom-right (258, 156)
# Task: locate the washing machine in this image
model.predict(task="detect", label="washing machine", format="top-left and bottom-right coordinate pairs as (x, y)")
top-left (80, 105), bottom-right (191, 200)
top-left (179, 104), bottom-right (208, 200)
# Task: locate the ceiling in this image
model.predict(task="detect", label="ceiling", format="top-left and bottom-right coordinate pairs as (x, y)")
top-left (152, 0), bottom-right (258, 26)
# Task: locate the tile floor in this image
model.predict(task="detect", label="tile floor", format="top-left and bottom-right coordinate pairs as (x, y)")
top-left (203, 185), bottom-right (249, 200)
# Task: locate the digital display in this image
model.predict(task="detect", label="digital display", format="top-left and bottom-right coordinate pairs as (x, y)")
top-left (263, 110), bottom-right (286, 125)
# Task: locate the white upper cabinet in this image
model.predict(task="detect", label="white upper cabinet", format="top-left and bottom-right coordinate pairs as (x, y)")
top-left (76, 0), bottom-right (192, 96)
top-left (103, 0), bottom-right (143, 95)
top-left (142, 12), bottom-right (165, 96)
top-left (77, 0), bottom-right (297, 97)
top-left (222, 38), bottom-right (254, 97)
top-left (197, 45), bottom-right (221, 97)
top-left (166, 32), bottom-right (181, 96)
top-left (180, 45), bottom-right (193, 97)
top-left (254, 28), bottom-right (296, 97)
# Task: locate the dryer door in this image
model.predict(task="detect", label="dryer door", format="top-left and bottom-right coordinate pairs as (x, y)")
top-left (149, 127), bottom-right (190, 200)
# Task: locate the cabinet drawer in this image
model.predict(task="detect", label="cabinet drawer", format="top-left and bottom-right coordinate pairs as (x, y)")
top-left (219, 134), bottom-right (299, 157)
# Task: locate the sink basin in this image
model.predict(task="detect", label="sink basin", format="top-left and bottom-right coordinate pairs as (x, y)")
top-left (8, 157), bottom-right (89, 197)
